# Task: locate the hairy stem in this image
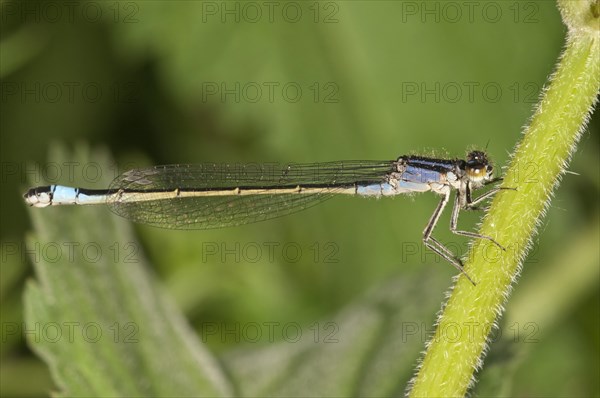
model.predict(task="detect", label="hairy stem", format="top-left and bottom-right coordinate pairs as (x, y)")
top-left (409, 1), bottom-right (600, 396)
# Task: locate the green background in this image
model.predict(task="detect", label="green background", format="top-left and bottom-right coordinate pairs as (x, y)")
top-left (1, 1), bottom-right (598, 396)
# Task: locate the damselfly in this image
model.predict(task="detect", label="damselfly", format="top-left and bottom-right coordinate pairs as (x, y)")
top-left (24, 150), bottom-right (508, 284)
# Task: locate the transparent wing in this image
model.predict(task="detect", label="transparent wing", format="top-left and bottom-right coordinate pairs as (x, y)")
top-left (107, 161), bottom-right (395, 229)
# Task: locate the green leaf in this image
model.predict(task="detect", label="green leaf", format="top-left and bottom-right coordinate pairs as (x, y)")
top-left (24, 145), bottom-right (232, 397)
top-left (223, 271), bottom-right (448, 397)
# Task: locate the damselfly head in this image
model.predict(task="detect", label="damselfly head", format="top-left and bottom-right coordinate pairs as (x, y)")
top-left (465, 151), bottom-right (493, 184)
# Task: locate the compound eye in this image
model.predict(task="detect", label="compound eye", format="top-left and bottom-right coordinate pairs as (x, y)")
top-left (466, 165), bottom-right (486, 179)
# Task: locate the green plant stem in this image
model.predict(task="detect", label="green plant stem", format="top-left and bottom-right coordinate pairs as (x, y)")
top-left (408, 1), bottom-right (600, 396)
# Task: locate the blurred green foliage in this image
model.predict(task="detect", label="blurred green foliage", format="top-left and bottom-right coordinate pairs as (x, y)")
top-left (1, 1), bottom-right (598, 396)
